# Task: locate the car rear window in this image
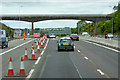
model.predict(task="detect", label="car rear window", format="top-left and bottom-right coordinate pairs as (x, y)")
top-left (60, 39), bottom-right (71, 43)
top-left (71, 34), bottom-right (78, 37)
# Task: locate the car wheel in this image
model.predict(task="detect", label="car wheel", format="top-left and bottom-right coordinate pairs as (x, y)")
top-left (2, 46), bottom-right (4, 49)
top-left (58, 48), bottom-right (60, 51)
top-left (71, 48), bottom-right (74, 51)
top-left (6, 45), bottom-right (8, 48)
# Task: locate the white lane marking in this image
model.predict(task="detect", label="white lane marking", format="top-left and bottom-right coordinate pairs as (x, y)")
top-left (78, 50), bottom-right (80, 52)
top-left (0, 39), bottom-right (35, 55)
top-left (83, 40), bottom-right (119, 53)
top-left (97, 69), bottom-right (105, 75)
top-left (84, 56), bottom-right (88, 60)
top-left (35, 57), bottom-right (41, 65)
top-left (40, 39), bottom-right (49, 56)
top-left (74, 46), bottom-right (75, 49)
top-left (73, 63), bottom-right (83, 79)
top-left (26, 69), bottom-right (34, 78)
top-left (26, 39), bottom-right (49, 79)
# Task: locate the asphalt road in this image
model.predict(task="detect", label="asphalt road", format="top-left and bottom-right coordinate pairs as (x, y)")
top-left (1, 37), bottom-right (118, 79)
top-left (1, 38), bottom-right (45, 79)
top-left (30, 38), bottom-right (118, 79)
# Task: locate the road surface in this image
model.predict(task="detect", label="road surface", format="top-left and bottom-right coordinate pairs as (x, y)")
top-left (1, 38), bottom-right (118, 79)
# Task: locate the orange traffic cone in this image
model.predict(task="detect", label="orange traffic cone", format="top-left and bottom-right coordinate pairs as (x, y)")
top-left (37, 45), bottom-right (40, 53)
top-left (8, 57), bottom-right (14, 76)
top-left (31, 48), bottom-right (35, 59)
top-left (19, 57), bottom-right (26, 76)
top-left (24, 48), bottom-right (28, 59)
top-left (41, 41), bottom-right (43, 48)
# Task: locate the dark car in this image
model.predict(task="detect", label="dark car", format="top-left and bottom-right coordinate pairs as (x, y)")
top-left (70, 34), bottom-right (79, 41)
top-left (57, 37), bottom-right (74, 51)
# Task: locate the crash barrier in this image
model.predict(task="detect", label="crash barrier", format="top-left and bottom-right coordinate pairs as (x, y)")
top-left (5, 36), bottom-right (48, 78)
top-left (79, 36), bottom-right (120, 49)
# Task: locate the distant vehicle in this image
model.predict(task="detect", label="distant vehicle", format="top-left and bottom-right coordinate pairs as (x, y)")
top-left (107, 33), bottom-right (113, 38)
top-left (57, 37), bottom-right (74, 51)
top-left (0, 29), bottom-right (8, 49)
top-left (34, 39), bottom-right (39, 43)
top-left (105, 33), bottom-right (113, 39)
top-left (41, 33), bottom-right (45, 37)
top-left (49, 34), bottom-right (56, 38)
top-left (82, 32), bottom-right (90, 37)
top-left (70, 34), bottom-right (79, 41)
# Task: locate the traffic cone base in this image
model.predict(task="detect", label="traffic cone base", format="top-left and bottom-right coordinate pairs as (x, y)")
top-left (19, 69), bottom-right (25, 76)
top-left (37, 49), bottom-right (40, 53)
top-left (24, 55), bottom-right (28, 59)
top-left (41, 45), bottom-right (43, 48)
top-left (31, 54), bottom-right (35, 59)
top-left (8, 69), bottom-right (14, 76)
top-left (43, 42), bottom-right (45, 45)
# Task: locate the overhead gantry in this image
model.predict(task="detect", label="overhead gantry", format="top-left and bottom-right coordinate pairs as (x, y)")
top-left (1, 14), bottom-right (112, 35)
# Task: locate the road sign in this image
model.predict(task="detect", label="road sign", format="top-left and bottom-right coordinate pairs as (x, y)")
top-left (13, 30), bottom-right (21, 38)
top-left (34, 33), bottom-right (40, 37)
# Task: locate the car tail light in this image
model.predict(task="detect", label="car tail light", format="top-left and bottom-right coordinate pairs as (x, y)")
top-left (59, 43), bottom-right (61, 46)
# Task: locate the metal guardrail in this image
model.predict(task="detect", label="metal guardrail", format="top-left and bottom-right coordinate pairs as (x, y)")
top-left (79, 36), bottom-right (120, 49)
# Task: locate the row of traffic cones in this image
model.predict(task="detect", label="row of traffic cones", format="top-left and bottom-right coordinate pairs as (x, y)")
top-left (8, 57), bottom-right (25, 76)
top-left (7, 36), bottom-right (47, 77)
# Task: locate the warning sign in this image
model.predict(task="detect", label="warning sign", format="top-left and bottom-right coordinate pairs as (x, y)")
top-left (34, 33), bottom-right (40, 37)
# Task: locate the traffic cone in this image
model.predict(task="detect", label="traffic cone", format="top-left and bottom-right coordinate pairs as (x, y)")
top-left (19, 57), bottom-right (26, 76)
top-left (36, 42), bottom-right (38, 49)
top-left (43, 39), bottom-right (45, 45)
top-left (31, 49), bottom-right (35, 59)
top-left (31, 44), bottom-right (34, 53)
top-left (45, 37), bottom-right (47, 41)
top-left (8, 57), bottom-right (14, 76)
top-left (24, 48), bottom-right (28, 60)
top-left (37, 45), bottom-right (40, 53)
top-left (41, 41), bottom-right (43, 48)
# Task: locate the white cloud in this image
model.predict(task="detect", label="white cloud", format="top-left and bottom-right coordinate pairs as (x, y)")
top-left (1, 0), bottom-right (119, 2)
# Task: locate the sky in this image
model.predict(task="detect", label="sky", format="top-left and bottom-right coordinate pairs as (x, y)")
top-left (0, 0), bottom-right (119, 29)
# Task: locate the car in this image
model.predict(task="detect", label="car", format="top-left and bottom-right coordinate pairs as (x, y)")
top-left (70, 34), bottom-right (79, 41)
top-left (57, 37), bottom-right (74, 51)
top-left (107, 33), bottom-right (113, 38)
top-left (49, 34), bottom-right (56, 38)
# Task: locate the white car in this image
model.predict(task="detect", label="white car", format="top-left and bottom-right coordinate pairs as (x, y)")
top-left (49, 34), bottom-right (56, 38)
top-left (107, 33), bottom-right (113, 38)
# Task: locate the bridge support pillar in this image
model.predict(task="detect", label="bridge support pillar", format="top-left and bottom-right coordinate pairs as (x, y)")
top-left (32, 22), bottom-right (34, 35)
top-left (94, 21), bottom-right (97, 36)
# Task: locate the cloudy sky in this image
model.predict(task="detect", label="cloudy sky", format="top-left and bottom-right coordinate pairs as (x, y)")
top-left (0, 0), bottom-right (119, 29)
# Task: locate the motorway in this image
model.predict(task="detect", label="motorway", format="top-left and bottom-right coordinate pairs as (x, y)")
top-left (0, 37), bottom-right (118, 79)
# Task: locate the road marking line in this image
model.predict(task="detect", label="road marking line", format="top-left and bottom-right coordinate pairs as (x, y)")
top-left (74, 46), bottom-right (75, 49)
top-left (26, 69), bottom-right (34, 78)
top-left (26, 39), bottom-right (49, 79)
top-left (97, 69), bottom-right (104, 75)
top-left (83, 40), bottom-right (119, 53)
top-left (73, 63), bottom-right (83, 79)
top-left (0, 39), bottom-right (35, 55)
top-left (78, 50), bottom-right (80, 52)
top-left (84, 56), bottom-right (88, 60)
top-left (35, 57), bottom-right (41, 65)
top-left (40, 39), bottom-right (49, 56)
